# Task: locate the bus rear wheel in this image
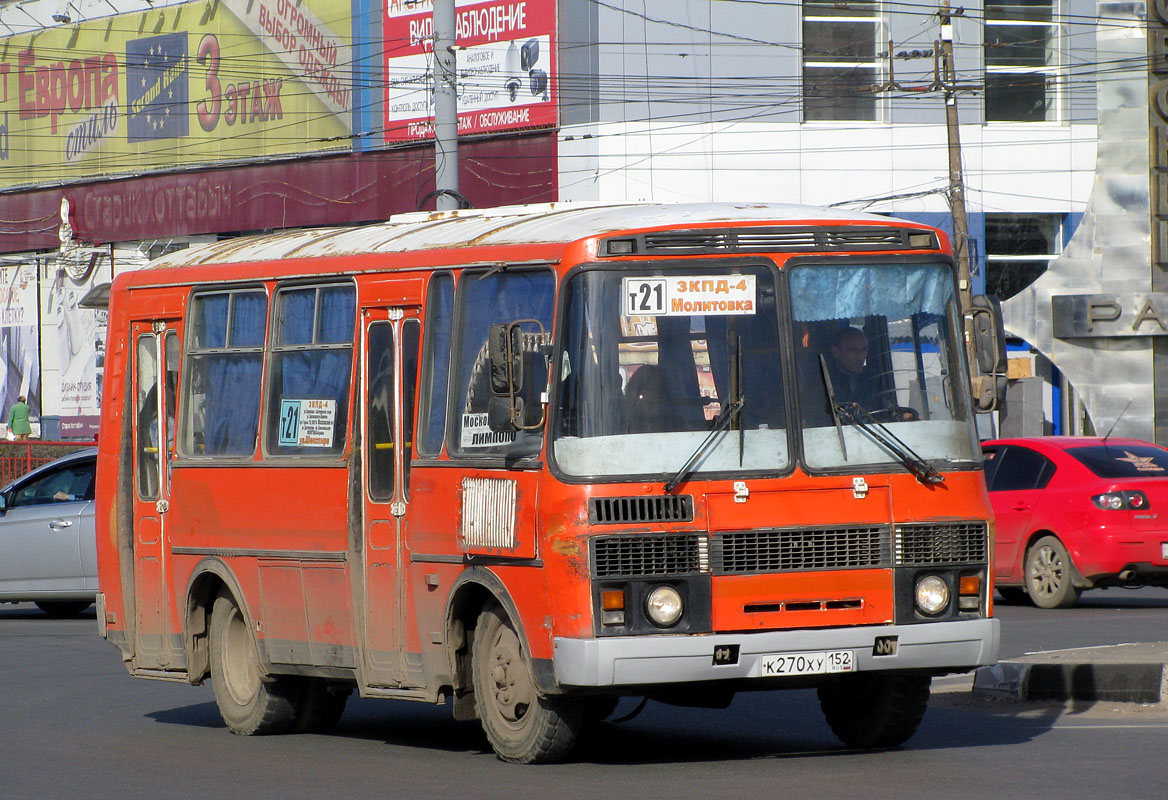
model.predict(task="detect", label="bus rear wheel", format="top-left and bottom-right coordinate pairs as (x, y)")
top-left (818, 672), bottom-right (931, 749)
top-left (471, 605), bottom-right (582, 764)
top-left (293, 679), bottom-right (351, 733)
top-left (209, 593), bottom-right (296, 735)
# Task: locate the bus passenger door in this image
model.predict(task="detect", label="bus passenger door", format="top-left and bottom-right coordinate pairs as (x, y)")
top-left (130, 321), bottom-right (181, 669)
top-left (361, 307), bottom-right (421, 687)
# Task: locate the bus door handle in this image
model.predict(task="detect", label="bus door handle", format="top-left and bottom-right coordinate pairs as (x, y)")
top-left (48, 519), bottom-right (73, 530)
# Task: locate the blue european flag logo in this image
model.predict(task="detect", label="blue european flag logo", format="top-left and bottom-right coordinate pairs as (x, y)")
top-left (126, 33), bottom-right (189, 142)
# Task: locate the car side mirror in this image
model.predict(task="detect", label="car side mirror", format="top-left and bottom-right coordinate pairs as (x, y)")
top-left (0, 492), bottom-right (8, 516)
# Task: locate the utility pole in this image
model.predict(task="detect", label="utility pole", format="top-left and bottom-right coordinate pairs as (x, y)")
top-left (871, 4), bottom-right (987, 395)
top-left (938, 1), bottom-right (973, 318)
top-left (433, 0), bottom-right (460, 211)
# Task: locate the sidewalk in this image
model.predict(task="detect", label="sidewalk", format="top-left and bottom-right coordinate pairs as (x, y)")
top-left (969, 642), bottom-right (1168, 704)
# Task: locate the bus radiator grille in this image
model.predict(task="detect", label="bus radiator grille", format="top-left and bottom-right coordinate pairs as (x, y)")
top-left (712, 526), bottom-right (891, 573)
top-left (893, 522), bottom-right (988, 565)
top-left (591, 533), bottom-right (709, 578)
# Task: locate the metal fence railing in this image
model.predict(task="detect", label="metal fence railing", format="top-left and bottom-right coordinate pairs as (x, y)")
top-left (0, 441), bottom-right (97, 487)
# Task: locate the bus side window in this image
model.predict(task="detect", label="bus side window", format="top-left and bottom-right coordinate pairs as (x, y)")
top-left (402, 319), bottom-right (420, 495)
top-left (184, 289), bottom-right (267, 456)
top-left (366, 322), bottom-right (394, 501)
top-left (450, 268), bottom-right (554, 458)
top-left (265, 284), bottom-right (355, 457)
top-left (136, 335), bottom-right (159, 499)
top-left (417, 273), bottom-right (453, 457)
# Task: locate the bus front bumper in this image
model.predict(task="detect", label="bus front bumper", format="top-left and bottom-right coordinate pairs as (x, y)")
top-left (553, 617), bottom-right (1000, 687)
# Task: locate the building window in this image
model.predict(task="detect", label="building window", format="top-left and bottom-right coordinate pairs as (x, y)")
top-left (984, 0), bottom-right (1059, 122)
top-left (802, 0), bottom-right (883, 122)
top-left (984, 213), bottom-right (1062, 299)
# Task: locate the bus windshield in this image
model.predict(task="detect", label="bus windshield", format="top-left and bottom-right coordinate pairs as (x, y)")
top-left (554, 263), bottom-right (788, 478)
top-left (791, 261), bottom-right (977, 469)
top-left (553, 260), bottom-right (978, 481)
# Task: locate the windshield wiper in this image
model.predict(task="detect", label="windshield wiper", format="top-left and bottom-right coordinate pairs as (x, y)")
top-left (834, 402), bottom-right (945, 486)
top-left (664, 398), bottom-right (745, 494)
top-left (818, 354), bottom-right (848, 459)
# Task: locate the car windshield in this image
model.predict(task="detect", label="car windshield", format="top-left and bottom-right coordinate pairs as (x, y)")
top-left (1066, 444), bottom-right (1168, 478)
top-left (553, 263), bottom-right (788, 479)
top-left (790, 261), bottom-right (977, 469)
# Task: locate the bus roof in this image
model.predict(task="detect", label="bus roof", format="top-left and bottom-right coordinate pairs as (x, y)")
top-left (145, 202), bottom-right (925, 269)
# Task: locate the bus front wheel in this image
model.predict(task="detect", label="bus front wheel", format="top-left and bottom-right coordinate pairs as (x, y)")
top-left (471, 604), bottom-right (582, 763)
top-left (209, 593), bottom-right (296, 735)
top-left (817, 672), bottom-right (931, 749)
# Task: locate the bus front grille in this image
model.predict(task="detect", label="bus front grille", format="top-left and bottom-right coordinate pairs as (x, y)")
top-left (591, 533), bottom-right (709, 578)
top-left (712, 526), bottom-right (891, 573)
top-left (894, 522), bottom-right (989, 565)
top-left (589, 495), bottom-right (694, 524)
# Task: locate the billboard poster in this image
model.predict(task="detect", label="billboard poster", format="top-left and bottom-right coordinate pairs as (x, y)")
top-left (384, 0), bottom-right (557, 142)
top-left (0, 0), bottom-right (354, 190)
top-left (0, 264), bottom-right (41, 431)
top-left (48, 255), bottom-right (112, 439)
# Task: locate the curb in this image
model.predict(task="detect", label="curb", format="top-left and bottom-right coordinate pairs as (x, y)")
top-left (972, 642), bottom-right (1168, 704)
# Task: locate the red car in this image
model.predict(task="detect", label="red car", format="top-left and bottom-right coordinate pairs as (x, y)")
top-left (982, 436), bottom-right (1168, 608)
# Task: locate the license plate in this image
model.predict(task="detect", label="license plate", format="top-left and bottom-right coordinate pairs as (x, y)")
top-left (759, 649), bottom-right (854, 677)
top-left (1162, 542), bottom-right (1168, 560)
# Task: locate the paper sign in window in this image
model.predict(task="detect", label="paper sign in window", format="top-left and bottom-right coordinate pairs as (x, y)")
top-left (279, 399), bottom-right (337, 448)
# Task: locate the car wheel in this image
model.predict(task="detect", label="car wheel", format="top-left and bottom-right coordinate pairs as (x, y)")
top-left (472, 604), bottom-right (582, 763)
top-left (1024, 536), bottom-right (1082, 609)
top-left (34, 601), bottom-right (92, 617)
top-left (209, 592), bottom-right (297, 735)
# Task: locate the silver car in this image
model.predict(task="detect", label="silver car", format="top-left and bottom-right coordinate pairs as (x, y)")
top-left (0, 448), bottom-right (97, 616)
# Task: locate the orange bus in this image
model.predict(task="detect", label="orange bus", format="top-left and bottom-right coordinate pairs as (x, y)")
top-left (95, 202), bottom-right (1002, 763)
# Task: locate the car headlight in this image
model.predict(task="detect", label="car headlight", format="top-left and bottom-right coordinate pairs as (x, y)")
top-left (645, 585), bottom-right (683, 627)
top-left (915, 575), bottom-right (950, 616)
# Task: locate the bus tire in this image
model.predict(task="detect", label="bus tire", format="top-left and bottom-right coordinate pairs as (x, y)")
top-left (1024, 536), bottom-right (1081, 609)
top-left (471, 604), bottom-right (582, 764)
top-left (209, 593), bottom-right (296, 735)
top-left (817, 672), bottom-right (931, 749)
top-left (293, 679), bottom-right (351, 733)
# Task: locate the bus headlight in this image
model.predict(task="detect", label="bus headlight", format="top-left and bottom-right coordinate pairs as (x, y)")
top-left (915, 575), bottom-right (950, 616)
top-left (645, 585), bottom-right (683, 628)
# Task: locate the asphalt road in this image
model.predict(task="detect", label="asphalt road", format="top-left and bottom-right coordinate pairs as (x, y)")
top-left (3, 591), bottom-right (1168, 799)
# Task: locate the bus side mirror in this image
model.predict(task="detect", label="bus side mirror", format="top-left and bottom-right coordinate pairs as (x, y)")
top-left (487, 320), bottom-right (546, 432)
top-left (488, 322), bottom-right (523, 396)
top-left (487, 394), bottom-right (524, 431)
top-left (969, 294), bottom-right (1008, 413)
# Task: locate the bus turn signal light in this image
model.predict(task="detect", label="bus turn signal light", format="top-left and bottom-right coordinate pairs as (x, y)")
top-left (959, 575), bottom-right (981, 611)
top-left (601, 589), bottom-right (625, 626)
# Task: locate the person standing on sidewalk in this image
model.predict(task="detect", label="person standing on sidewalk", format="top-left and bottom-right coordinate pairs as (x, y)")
top-left (7, 395), bottom-right (31, 440)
